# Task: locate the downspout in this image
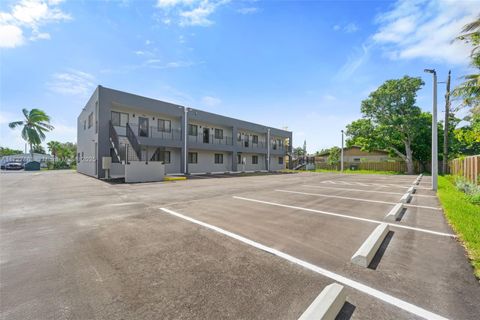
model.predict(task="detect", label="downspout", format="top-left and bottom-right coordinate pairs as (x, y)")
top-left (267, 128), bottom-right (271, 171)
top-left (184, 107), bottom-right (188, 174)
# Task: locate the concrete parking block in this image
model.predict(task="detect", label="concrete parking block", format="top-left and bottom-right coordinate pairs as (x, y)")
top-left (298, 283), bottom-right (347, 320)
top-left (385, 203), bottom-right (403, 221)
top-left (400, 193), bottom-right (412, 204)
top-left (351, 223), bottom-right (390, 267)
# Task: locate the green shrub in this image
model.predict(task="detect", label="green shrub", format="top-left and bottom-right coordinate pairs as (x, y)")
top-left (455, 177), bottom-right (480, 205)
top-left (53, 160), bottom-right (70, 169)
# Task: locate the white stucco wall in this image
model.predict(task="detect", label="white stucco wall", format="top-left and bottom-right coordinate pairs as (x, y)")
top-left (237, 153), bottom-right (266, 171)
top-left (125, 161), bottom-right (165, 183)
top-left (270, 155), bottom-right (286, 171)
top-left (77, 90), bottom-right (98, 177)
top-left (188, 150), bottom-right (232, 173)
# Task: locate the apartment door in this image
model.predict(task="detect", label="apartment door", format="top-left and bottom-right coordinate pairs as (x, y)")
top-left (203, 128), bottom-right (210, 143)
top-left (138, 117), bottom-right (149, 137)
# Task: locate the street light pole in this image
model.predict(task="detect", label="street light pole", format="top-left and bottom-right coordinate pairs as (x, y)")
top-left (341, 130), bottom-right (344, 173)
top-left (424, 69), bottom-right (438, 191)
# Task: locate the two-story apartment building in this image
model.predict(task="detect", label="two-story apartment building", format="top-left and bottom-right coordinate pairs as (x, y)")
top-left (77, 86), bottom-right (292, 179)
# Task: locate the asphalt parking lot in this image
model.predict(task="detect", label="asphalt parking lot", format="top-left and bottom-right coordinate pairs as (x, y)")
top-left (1, 170), bottom-right (479, 319)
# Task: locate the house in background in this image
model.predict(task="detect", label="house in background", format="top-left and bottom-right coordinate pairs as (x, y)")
top-left (77, 86), bottom-right (292, 180)
top-left (316, 146), bottom-right (397, 163)
top-left (0, 153), bottom-right (53, 168)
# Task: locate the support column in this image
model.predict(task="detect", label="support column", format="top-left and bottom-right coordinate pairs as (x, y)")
top-left (180, 110), bottom-right (187, 174)
top-left (232, 126), bottom-right (238, 172)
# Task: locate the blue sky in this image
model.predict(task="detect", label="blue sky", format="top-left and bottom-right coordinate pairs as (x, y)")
top-left (0, 0), bottom-right (477, 153)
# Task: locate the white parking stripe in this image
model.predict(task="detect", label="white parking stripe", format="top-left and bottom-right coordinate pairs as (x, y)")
top-left (301, 185), bottom-right (437, 198)
top-left (275, 189), bottom-right (396, 205)
top-left (278, 189), bottom-right (442, 211)
top-left (232, 196), bottom-right (454, 237)
top-left (159, 207), bottom-right (449, 320)
top-left (320, 180), bottom-right (409, 188)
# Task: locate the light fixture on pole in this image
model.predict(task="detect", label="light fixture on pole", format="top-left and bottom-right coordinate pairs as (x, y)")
top-left (424, 69), bottom-right (438, 191)
top-left (341, 130), bottom-right (344, 173)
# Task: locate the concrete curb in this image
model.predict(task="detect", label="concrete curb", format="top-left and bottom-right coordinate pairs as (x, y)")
top-left (351, 223), bottom-right (390, 267)
top-left (384, 203), bottom-right (403, 221)
top-left (407, 186), bottom-right (415, 194)
top-left (400, 192), bottom-right (412, 204)
top-left (298, 283), bottom-right (347, 320)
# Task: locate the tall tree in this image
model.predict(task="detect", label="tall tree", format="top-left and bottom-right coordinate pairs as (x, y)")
top-left (326, 146), bottom-right (341, 167)
top-left (32, 145), bottom-right (46, 154)
top-left (346, 76), bottom-right (424, 174)
top-left (47, 141), bottom-right (61, 164)
top-left (453, 16), bottom-right (480, 114)
top-left (8, 109), bottom-right (54, 160)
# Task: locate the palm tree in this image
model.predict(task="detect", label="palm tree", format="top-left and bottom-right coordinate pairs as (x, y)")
top-left (47, 141), bottom-right (61, 164)
top-left (453, 16), bottom-right (480, 112)
top-left (9, 109), bottom-right (54, 161)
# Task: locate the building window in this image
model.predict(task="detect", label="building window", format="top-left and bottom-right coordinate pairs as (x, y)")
top-left (214, 153), bottom-right (223, 164)
top-left (188, 124), bottom-right (198, 136)
top-left (77, 153), bottom-right (80, 163)
top-left (88, 112), bottom-right (93, 128)
top-left (161, 151), bottom-right (171, 164)
top-left (252, 155), bottom-right (258, 164)
top-left (81, 152), bottom-right (84, 160)
top-left (214, 128), bottom-right (223, 139)
top-left (237, 154), bottom-right (242, 164)
top-left (188, 152), bottom-right (198, 164)
top-left (279, 157), bottom-right (284, 164)
top-left (354, 158), bottom-right (361, 162)
top-left (83, 120), bottom-right (86, 130)
top-left (158, 119), bottom-right (171, 132)
top-left (252, 135), bottom-right (258, 144)
top-left (111, 111), bottom-right (129, 127)
top-left (237, 132), bottom-right (242, 141)
top-left (152, 150), bottom-right (171, 163)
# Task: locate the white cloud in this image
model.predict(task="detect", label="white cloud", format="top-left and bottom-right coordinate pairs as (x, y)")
top-left (344, 23), bottom-right (358, 33)
top-left (322, 94), bottom-right (337, 101)
top-left (201, 95), bottom-right (221, 107)
top-left (0, 24), bottom-right (24, 47)
top-left (155, 0), bottom-right (230, 27)
top-left (372, 0), bottom-right (477, 65)
top-left (333, 22), bottom-right (359, 33)
top-left (47, 70), bottom-right (95, 96)
top-left (0, 0), bottom-right (71, 48)
top-left (335, 43), bottom-right (372, 80)
top-left (237, 7), bottom-right (258, 15)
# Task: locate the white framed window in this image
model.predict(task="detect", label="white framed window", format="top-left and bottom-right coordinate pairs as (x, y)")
top-left (88, 112), bottom-right (93, 128)
top-left (252, 155), bottom-right (258, 164)
top-left (214, 153), bottom-right (223, 164)
top-left (111, 111), bottom-right (129, 127)
top-left (158, 119), bottom-right (171, 132)
top-left (188, 152), bottom-right (198, 164)
top-left (215, 128), bottom-right (223, 139)
top-left (188, 124), bottom-right (198, 136)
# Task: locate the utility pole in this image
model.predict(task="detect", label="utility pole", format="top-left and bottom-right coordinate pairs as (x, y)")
top-left (443, 70), bottom-right (451, 175)
top-left (424, 69), bottom-right (438, 191)
top-left (341, 130), bottom-right (344, 172)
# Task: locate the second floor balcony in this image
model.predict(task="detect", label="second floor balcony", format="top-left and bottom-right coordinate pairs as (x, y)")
top-left (188, 133), bottom-right (233, 146)
top-left (121, 123), bottom-right (182, 141)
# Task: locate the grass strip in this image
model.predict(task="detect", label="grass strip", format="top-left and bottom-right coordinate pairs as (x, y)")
top-left (437, 175), bottom-right (480, 279)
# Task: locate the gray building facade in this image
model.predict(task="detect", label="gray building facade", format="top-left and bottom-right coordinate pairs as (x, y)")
top-left (77, 86), bottom-right (292, 179)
